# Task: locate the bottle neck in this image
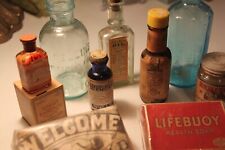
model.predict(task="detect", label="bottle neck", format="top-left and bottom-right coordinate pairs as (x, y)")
top-left (147, 26), bottom-right (168, 52)
top-left (22, 41), bottom-right (36, 52)
top-left (182, 0), bottom-right (201, 5)
top-left (92, 64), bottom-right (107, 73)
top-left (107, 4), bottom-right (124, 25)
top-left (50, 11), bottom-right (73, 25)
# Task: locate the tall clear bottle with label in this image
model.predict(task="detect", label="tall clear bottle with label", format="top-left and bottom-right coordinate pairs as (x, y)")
top-left (39, 0), bottom-right (89, 99)
top-left (99, 0), bottom-right (134, 86)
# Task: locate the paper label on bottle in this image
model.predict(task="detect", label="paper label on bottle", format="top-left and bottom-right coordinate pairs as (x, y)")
top-left (196, 79), bottom-right (225, 103)
top-left (18, 58), bottom-right (51, 92)
top-left (88, 78), bottom-right (114, 110)
top-left (140, 56), bottom-right (170, 102)
top-left (109, 36), bottom-right (128, 82)
top-left (34, 88), bottom-right (66, 123)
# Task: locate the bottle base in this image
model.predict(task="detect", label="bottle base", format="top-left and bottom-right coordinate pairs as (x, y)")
top-left (56, 71), bottom-right (87, 100)
top-left (142, 98), bottom-right (167, 103)
top-left (170, 64), bottom-right (198, 88)
top-left (170, 82), bottom-right (195, 88)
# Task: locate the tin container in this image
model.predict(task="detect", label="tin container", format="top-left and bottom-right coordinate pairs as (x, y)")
top-left (195, 52), bottom-right (225, 103)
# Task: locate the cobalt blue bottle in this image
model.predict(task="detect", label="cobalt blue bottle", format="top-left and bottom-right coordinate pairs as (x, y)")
top-left (88, 50), bottom-right (114, 110)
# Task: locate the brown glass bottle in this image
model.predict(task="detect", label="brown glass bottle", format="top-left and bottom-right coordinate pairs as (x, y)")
top-left (140, 8), bottom-right (171, 103)
top-left (16, 34), bottom-right (51, 93)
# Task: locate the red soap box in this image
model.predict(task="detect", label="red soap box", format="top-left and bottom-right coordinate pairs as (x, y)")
top-left (140, 101), bottom-right (225, 150)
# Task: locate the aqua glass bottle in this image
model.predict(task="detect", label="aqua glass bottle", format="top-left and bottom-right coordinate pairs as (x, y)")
top-left (39, 0), bottom-right (89, 99)
top-left (167, 0), bottom-right (213, 87)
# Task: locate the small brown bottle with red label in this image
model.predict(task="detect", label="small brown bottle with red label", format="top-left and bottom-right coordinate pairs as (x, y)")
top-left (16, 34), bottom-right (51, 93)
top-left (139, 8), bottom-right (171, 103)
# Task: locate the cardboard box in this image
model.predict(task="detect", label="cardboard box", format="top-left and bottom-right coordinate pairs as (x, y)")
top-left (14, 79), bottom-right (67, 125)
top-left (140, 101), bottom-right (225, 150)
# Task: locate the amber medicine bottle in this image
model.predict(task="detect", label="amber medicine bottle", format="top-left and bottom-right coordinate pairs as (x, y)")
top-left (16, 34), bottom-right (51, 93)
top-left (139, 8), bottom-right (171, 103)
top-left (88, 50), bottom-right (114, 110)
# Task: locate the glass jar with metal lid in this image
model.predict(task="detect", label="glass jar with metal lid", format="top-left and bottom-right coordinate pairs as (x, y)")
top-left (195, 52), bottom-right (225, 103)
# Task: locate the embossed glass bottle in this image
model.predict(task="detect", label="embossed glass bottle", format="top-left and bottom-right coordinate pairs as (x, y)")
top-left (99, 0), bottom-right (134, 86)
top-left (168, 0), bottom-right (213, 87)
top-left (39, 0), bottom-right (89, 99)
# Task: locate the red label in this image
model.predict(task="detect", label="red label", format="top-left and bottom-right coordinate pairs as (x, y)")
top-left (141, 102), bottom-right (225, 150)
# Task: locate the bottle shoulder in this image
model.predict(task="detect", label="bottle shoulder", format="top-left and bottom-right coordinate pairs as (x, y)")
top-left (169, 1), bottom-right (213, 16)
top-left (40, 18), bottom-right (88, 34)
top-left (88, 68), bottom-right (112, 81)
top-left (141, 48), bottom-right (171, 59)
top-left (99, 24), bottom-right (134, 38)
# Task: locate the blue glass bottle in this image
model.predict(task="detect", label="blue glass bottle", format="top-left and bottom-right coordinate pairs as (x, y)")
top-left (167, 0), bottom-right (213, 87)
top-left (88, 50), bottom-right (113, 110)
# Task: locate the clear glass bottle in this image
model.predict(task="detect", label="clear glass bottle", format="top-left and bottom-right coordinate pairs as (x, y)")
top-left (98, 0), bottom-right (134, 86)
top-left (39, 0), bottom-right (89, 99)
top-left (167, 0), bottom-right (213, 87)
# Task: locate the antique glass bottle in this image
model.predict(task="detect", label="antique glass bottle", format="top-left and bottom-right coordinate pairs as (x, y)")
top-left (168, 0), bottom-right (213, 87)
top-left (39, 0), bottom-right (89, 99)
top-left (88, 50), bottom-right (113, 110)
top-left (16, 34), bottom-right (51, 93)
top-left (140, 8), bottom-right (171, 103)
top-left (98, 0), bottom-right (134, 86)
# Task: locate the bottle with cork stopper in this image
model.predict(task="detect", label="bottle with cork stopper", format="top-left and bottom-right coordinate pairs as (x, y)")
top-left (16, 34), bottom-right (51, 93)
top-left (139, 8), bottom-right (171, 103)
top-left (88, 50), bottom-right (114, 110)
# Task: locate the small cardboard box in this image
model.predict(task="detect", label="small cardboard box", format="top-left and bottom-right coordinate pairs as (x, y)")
top-left (140, 101), bottom-right (225, 150)
top-left (14, 79), bottom-right (67, 126)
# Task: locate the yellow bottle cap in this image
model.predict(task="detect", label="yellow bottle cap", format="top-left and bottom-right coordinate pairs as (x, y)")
top-left (147, 8), bottom-right (169, 29)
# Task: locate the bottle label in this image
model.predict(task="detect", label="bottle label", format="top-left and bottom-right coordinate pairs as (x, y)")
top-left (17, 58), bottom-right (51, 92)
top-left (109, 36), bottom-right (128, 82)
top-left (88, 78), bottom-right (114, 110)
top-left (140, 56), bottom-right (170, 102)
top-left (196, 79), bottom-right (225, 103)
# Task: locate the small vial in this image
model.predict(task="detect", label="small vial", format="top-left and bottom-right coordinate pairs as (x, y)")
top-left (16, 34), bottom-right (51, 93)
top-left (88, 50), bottom-right (114, 110)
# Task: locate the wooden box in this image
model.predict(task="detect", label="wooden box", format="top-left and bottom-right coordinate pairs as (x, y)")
top-left (140, 101), bottom-right (225, 150)
top-left (14, 79), bottom-right (67, 126)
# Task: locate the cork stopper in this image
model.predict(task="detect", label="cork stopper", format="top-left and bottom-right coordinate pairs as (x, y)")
top-left (201, 52), bottom-right (225, 75)
top-left (147, 8), bottom-right (169, 29)
top-left (20, 34), bottom-right (37, 52)
top-left (90, 50), bottom-right (108, 64)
